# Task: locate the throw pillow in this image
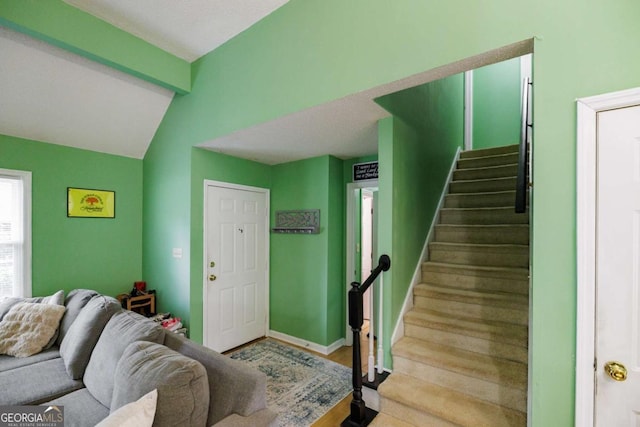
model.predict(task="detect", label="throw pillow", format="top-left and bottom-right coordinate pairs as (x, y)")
top-left (95, 389), bottom-right (157, 427)
top-left (0, 302), bottom-right (66, 357)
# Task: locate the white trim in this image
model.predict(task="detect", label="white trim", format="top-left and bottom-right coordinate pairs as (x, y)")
top-left (0, 168), bottom-right (32, 298)
top-left (390, 147), bottom-right (461, 345)
top-left (202, 179), bottom-right (270, 351)
top-left (268, 330), bottom-right (345, 356)
top-left (464, 71), bottom-right (473, 151)
top-left (345, 179), bottom-right (379, 346)
top-left (575, 87), bottom-right (640, 427)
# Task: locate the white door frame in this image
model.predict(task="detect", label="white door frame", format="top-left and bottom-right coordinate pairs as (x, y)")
top-left (345, 179), bottom-right (379, 346)
top-left (575, 87), bottom-right (640, 427)
top-left (202, 180), bottom-right (270, 350)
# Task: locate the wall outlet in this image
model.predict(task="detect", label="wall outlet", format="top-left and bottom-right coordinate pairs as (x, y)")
top-left (172, 248), bottom-right (183, 259)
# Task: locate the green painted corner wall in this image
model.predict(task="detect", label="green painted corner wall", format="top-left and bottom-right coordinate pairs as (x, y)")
top-left (189, 148), bottom-right (272, 343)
top-left (376, 74), bottom-right (464, 368)
top-left (270, 155), bottom-right (344, 346)
top-left (473, 57), bottom-right (522, 149)
top-left (0, 134), bottom-right (142, 297)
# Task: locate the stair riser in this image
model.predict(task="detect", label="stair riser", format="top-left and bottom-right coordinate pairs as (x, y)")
top-left (414, 297), bottom-right (529, 325)
top-left (444, 191), bottom-right (517, 208)
top-left (380, 398), bottom-right (457, 427)
top-left (458, 153), bottom-right (519, 169)
top-left (440, 209), bottom-right (529, 225)
top-left (434, 226), bottom-right (529, 245)
top-left (450, 178), bottom-right (516, 194)
top-left (453, 164), bottom-right (518, 181)
top-left (459, 145), bottom-right (519, 159)
top-left (421, 270), bottom-right (529, 294)
top-left (404, 324), bottom-right (528, 363)
top-left (393, 357), bottom-right (527, 412)
top-left (429, 248), bottom-right (529, 268)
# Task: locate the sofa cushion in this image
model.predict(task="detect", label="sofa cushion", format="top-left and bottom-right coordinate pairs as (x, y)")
top-left (56, 289), bottom-right (99, 346)
top-left (59, 295), bottom-right (121, 379)
top-left (0, 347), bottom-right (60, 372)
top-left (84, 311), bottom-right (165, 408)
top-left (112, 341), bottom-right (209, 427)
top-left (164, 333), bottom-right (269, 426)
top-left (0, 357), bottom-right (83, 405)
top-left (97, 389), bottom-right (157, 427)
top-left (44, 388), bottom-right (110, 427)
top-left (0, 302), bottom-right (66, 357)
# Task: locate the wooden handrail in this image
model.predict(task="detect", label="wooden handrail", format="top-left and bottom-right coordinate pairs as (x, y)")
top-left (516, 77), bottom-right (533, 213)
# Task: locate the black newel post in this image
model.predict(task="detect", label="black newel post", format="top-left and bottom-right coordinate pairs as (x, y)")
top-left (342, 255), bottom-right (390, 427)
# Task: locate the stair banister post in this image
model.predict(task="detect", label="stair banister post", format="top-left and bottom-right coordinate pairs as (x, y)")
top-left (367, 280), bottom-right (375, 382)
top-left (376, 271), bottom-right (384, 374)
top-left (345, 281), bottom-right (366, 425)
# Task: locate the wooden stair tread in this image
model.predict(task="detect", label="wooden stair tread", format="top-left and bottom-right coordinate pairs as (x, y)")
top-left (393, 337), bottom-right (528, 389)
top-left (379, 373), bottom-right (527, 427)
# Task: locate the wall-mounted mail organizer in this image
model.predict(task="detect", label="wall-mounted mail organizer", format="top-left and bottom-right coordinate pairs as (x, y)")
top-left (272, 209), bottom-right (320, 234)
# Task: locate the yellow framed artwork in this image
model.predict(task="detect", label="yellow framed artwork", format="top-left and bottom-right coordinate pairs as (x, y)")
top-left (67, 188), bottom-right (115, 218)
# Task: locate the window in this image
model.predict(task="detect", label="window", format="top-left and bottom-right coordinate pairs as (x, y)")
top-left (0, 169), bottom-right (31, 298)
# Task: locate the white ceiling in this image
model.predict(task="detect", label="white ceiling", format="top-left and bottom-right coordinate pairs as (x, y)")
top-left (64, 0), bottom-right (290, 62)
top-left (0, 26), bottom-right (173, 159)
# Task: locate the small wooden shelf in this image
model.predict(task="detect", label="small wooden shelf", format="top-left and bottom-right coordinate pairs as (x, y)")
top-left (117, 293), bottom-right (155, 316)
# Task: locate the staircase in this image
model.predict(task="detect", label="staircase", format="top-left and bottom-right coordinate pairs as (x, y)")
top-left (373, 144), bottom-right (529, 427)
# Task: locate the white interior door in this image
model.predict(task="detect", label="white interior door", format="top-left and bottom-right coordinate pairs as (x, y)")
top-left (204, 182), bottom-right (268, 353)
top-left (596, 105), bottom-right (640, 425)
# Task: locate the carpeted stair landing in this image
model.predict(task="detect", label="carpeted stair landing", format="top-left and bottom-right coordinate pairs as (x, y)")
top-left (371, 144), bottom-right (529, 426)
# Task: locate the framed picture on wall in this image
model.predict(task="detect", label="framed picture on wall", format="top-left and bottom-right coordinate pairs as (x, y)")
top-left (67, 187), bottom-right (115, 218)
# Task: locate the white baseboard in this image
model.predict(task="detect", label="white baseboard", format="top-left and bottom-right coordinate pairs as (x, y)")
top-left (390, 147), bottom-right (462, 346)
top-left (268, 330), bottom-right (345, 355)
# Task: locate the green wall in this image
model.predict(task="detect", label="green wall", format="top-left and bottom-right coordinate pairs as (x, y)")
top-left (270, 155), bottom-right (344, 346)
top-left (189, 148), bottom-right (272, 342)
top-left (473, 57), bottom-right (522, 149)
top-left (0, 134), bottom-right (142, 297)
top-left (376, 74), bottom-right (465, 367)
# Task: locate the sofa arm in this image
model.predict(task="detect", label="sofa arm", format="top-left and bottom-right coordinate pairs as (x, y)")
top-left (163, 333), bottom-right (269, 426)
top-left (212, 408), bottom-right (278, 427)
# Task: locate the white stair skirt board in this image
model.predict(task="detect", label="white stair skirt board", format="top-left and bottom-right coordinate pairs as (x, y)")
top-left (391, 147), bottom-right (461, 346)
top-left (268, 330), bottom-right (345, 356)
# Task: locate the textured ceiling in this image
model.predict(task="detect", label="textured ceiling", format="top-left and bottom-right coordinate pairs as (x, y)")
top-left (0, 26), bottom-right (173, 159)
top-left (64, 0), bottom-right (290, 62)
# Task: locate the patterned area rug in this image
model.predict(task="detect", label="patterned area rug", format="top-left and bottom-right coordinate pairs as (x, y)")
top-left (229, 339), bottom-right (352, 426)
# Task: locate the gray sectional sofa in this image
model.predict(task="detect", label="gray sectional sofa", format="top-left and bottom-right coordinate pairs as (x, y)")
top-left (0, 289), bottom-right (277, 427)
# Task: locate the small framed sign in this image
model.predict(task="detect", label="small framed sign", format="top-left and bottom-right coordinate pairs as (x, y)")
top-left (67, 188), bottom-right (115, 218)
top-left (353, 161), bottom-right (378, 181)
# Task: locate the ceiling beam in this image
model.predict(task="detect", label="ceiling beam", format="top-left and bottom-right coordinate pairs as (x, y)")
top-left (0, 0), bottom-right (191, 94)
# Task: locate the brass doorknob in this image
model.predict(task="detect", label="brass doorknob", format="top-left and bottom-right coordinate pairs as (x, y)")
top-left (209, 274), bottom-right (217, 281)
top-left (604, 361), bottom-right (627, 381)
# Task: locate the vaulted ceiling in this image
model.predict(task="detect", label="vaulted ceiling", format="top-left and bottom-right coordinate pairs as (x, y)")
top-left (1, 2), bottom-right (526, 164)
